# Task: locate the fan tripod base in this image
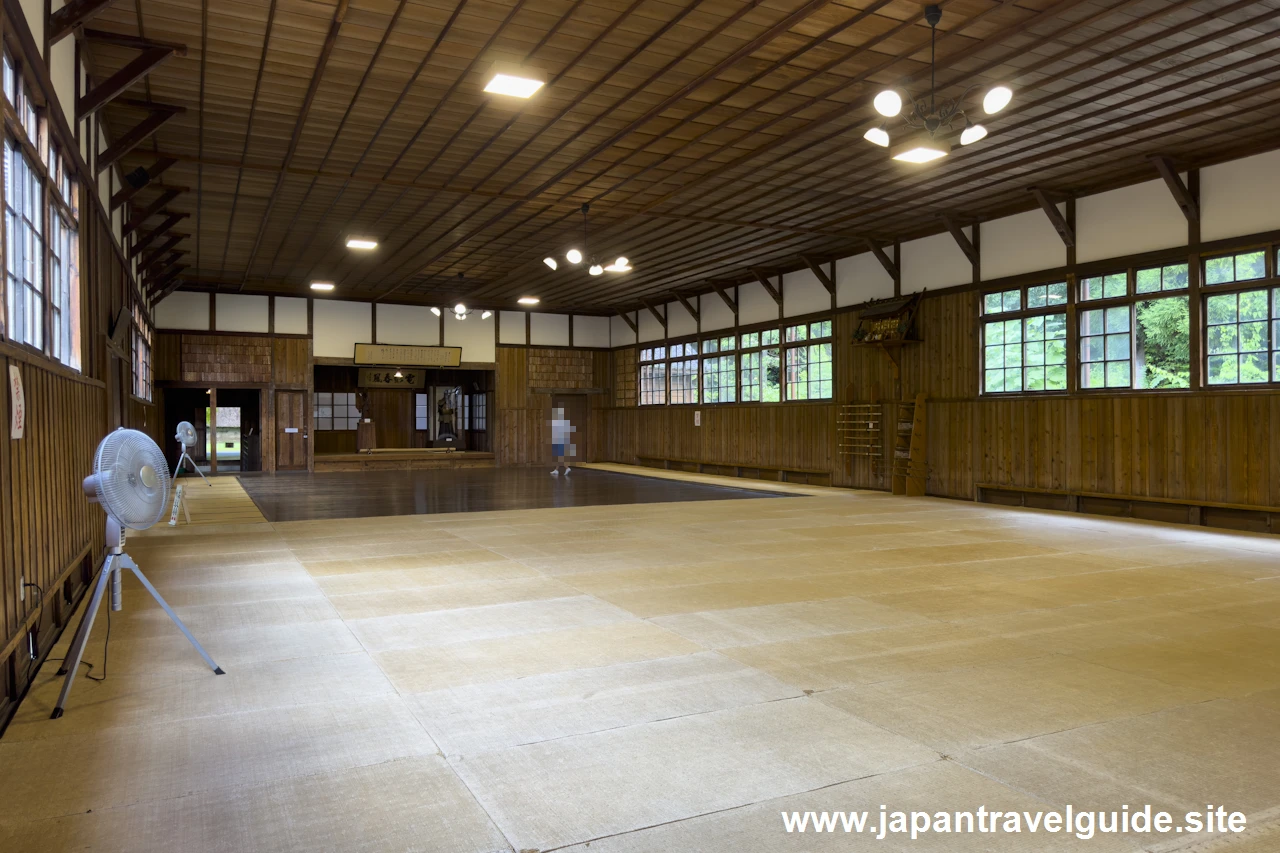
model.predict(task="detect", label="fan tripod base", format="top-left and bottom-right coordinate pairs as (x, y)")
top-left (51, 550), bottom-right (224, 719)
top-left (174, 450), bottom-right (212, 486)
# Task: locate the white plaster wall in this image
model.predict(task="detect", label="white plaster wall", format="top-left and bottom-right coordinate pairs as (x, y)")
top-left (573, 315), bottom-right (610, 348)
top-left (530, 313), bottom-right (570, 346)
top-left (638, 306), bottom-right (665, 342)
top-left (700, 291), bottom-right (735, 332)
top-left (738, 281), bottom-right (778, 326)
top-left (275, 297), bottom-right (308, 335)
top-left (48, 15), bottom-right (75, 126)
top-left (666, 300), bottom-right (697, 338)
top-left (611, 313), bottom-right (637, 347)
top-left (499, 311), bottom-right (526, 345)
top-left (154, 291), bottom-right (210, 330)
top-left (215, 294), bottom-right (269, 333)
top-left (836, 252), bottom-right (895, 306)
top-left (901, 230), bottom-right (972, 294)
top-left (18, 0), bottom-right (43, 49)
top-left (1077, 178), bottom-right (1186, 262)
top-left (444, 311), bottom-right (495, 362)
top-left (312, 300), bottom-right (371, 358)
top-left (981, 208), bottom-right (1067, 281)
top-left (783, 268), bottom-right (830, 317)
top-left (1201, 149), bottom-right (1280, 242)
top-left (376, 303), bottom-right (436, 345)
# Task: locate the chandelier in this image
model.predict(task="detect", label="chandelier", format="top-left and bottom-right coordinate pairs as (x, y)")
top-left (543, 204), bottom-right (632, 276)
top-left (863, 4), bottom-right (1012, 163)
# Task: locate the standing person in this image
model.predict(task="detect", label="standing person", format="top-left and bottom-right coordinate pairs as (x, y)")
top-left (549, 407), bottom-right (576, 475)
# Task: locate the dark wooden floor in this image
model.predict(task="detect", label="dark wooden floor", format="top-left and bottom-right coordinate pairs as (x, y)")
top-left (237, 467), bottom-right (786, 522)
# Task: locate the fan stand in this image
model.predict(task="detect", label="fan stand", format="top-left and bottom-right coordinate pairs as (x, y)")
top-left (51, 518), bottom-right (224, 719)
top-left (174, 441), bottom-right (212, 486)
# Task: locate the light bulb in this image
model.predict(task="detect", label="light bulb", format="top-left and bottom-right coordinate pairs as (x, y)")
top-left (481, 310), bottom-right (492, 319)
top-left (960, 123), bottom-right (987, 145)
top-left (543, 257), bottom-right (557, 270)
top-left (589, 264), bottom-right (603, 276)
top-left (863, 125), bottom-right (889, 147)
top-left (983, 85), bottom-right (1012, 115)
top-left (393, 370), bottom-right (403, 378)
top-left (430, 306), bottom-right (441, 316)
top-left (873, 90), bottom-right (902, 117)
top-left (615, 257), bottom-right (628, 268)
top-left (454, 303), bottom-right (466, 314)
top-left (566, 249), bottom-right (582, 264)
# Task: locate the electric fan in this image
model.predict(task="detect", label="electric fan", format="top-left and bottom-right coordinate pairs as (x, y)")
top-left (173, 420), bottom-right (211, 486)
top-left (51, 428), bottom-right (224, 719)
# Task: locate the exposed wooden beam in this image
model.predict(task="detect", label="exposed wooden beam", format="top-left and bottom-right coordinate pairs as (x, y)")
top-left (140, 235), bottom-right (184, 268)
top-left (141, 250), bottom-right (186, 278)
top-left (640, 299), bottom-right (666, 331)
top-left (98, 108), bottom-right (180, 173)
top-left (82, 28), bottom-right (188, 55)
top-left (675, 292), bottom-right (699, 323)
top-left (150, 266), bottom-right (188, 300)
top-left (1028, 187), bottom-right (1075, 248)
top-left (131, 215), bottom-right (189, 257)
top-left (751, 268), bottom-right (782, 305)
top-left (78, 46), bottom-right (181, 120)
top-left (110, 157), bottom-right (178, 210)
top-left (48, 0), bottom-right (115, 44)
top-left (941, 216), bottom-right (979, 265)
top-left (709, 281), bottom-right (737, 315)
top-left (799, 254), bottom-right (834, 294)
top-left (1149, 155), bottom-right (1200, 222)
top-left (123, 190), bottom-right (182, 235)
top-left (864, 240), bottom-right (899, 280)
top-left (616, 309), bottom-right (637, 334)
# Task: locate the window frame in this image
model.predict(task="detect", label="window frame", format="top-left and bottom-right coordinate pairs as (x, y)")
top-left (980, 280), bottom-right (1070, 395)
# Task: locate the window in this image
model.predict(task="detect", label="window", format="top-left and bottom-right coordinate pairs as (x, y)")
top-left (783, 320), bottom-right (833, 399)
top-left (315, 392), bottom-right (359, 430)
top-left (639, 347), bottom-right (666, 405)
top-left (1076, 268), bottom-right (1189, 391)
top-left (1080, 272), bottom-right (1127, 302)
top-left (131, 305), bottom-right (151, 400)
top-left (1136, 261), bottom-right (1188, 294)
top-left (1205, 288), bottom-right (1276, 385)
top-left (48, 205), bottom-right (79, 369)
top-left (471, 392), bottom-right (487, 430)
top-left (702, 335), bottom-right (736, 403)
top-left (669, 340), bottom-right (699, 404)
top-left (5, 140), bottom-right (43, 349)
top-left (983, 282), bottom-right (1067, 393)
top-left (740, 328), bottom-right (780, 402)
top-left (1204, 250), bottom-right (1266, 286)
top-left (415, 393), bottom-right (429, 430)
top-left (1079, 306), bottom-right (1131, 389)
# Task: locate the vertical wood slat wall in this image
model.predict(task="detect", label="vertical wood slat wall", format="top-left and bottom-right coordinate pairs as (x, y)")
top-left (596, 290), bottom-right (1280, 509)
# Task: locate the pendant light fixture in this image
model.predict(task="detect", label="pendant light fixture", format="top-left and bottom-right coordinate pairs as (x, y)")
top-left (547, 204), bottom-right (632, 275)
top-left (863, 5), bottom-right (1012, 162)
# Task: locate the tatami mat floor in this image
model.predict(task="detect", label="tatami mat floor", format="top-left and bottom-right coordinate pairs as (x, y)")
top-left (2, 471), bottom-right (1279, 851)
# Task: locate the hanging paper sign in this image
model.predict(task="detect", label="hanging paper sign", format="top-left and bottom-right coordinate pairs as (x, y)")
top-left (358, 368), bottom-right (426, 388)
top-left (9, 364), bottom-right (24, 439)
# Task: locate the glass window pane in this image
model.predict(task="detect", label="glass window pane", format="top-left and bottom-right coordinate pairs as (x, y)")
top-left (1241, 352), bottom-right (1269, 383)
top-left (1207, 324), bottom-right (1237, 355)
top-left (762, 348), bottom-right (780, 401)
top-left (1135, 297), bottom-right (1190, 390)
top-left (984, 292), bottom-right (1003, 314)
top-left (786, 324), bottom-right (806, 343)
top-left (1045, 313), bottom-right (1067, 339)
top-left (1206, 293), bottom-right (1236, 325)
top-left (1105, 333), bottom-right (1129, 361)
top-left (985, 370), bottom-right (1004, 393)
top-left (703, 338), bottom-right (718, 354)
top-left (1238, 251), bottom-right (1265, 280)
top-left (1025, 315), bottom-right (1045, 341)
top-left (720, 336), bottom-right (735, 350)
top-left (1106, 361), bottom-right (1131, 387)
top-left (1004, 343), bottom-right (1022, 367)
top-left (1162, 263), bottom-right (1188, 290)
top-left (1047, 282), bottom-right (1067, 305)
top-left (986, 321), bottom-right (1004, 346)
top-left (1082, 277), bottom-right (1103, 301)
top-left (1136, 267), bottom-right (1161, 294)
top-left (740, 333), bottom-right (758, 349)
top-left (1205, 256), bottom-right (1234, 285)
top-left (762, 329), bottom-right (780, 346)
top-left (1081, 309), bottom-right (1104, 336)
top-left (653, 346), bottom-right (665, 360)
top-left (1240, 321), bottom-right (1268, 353)
top-left (1105, 306), bottom-right (1130, 333)
top-left (1083, 362), bottom-right (1106, 388)
top-left (1024, 366), bottom-right (1045, 391)
top-left (671, 343), bottom-right (683, 357)
top-left (1002, 289), bottom-right (1021, 312)
top-left (1004, 319), bottom-right (1022, 343)
top-left (1240, 289), bottom-right (1268, 321)
top-left (1104, 273), bottom-right (1127, 298)
top-left (1027, 286), bottom-right (1046, 309)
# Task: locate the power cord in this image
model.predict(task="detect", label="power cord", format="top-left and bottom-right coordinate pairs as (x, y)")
top-left (35, 582), bottom-right (111, 685)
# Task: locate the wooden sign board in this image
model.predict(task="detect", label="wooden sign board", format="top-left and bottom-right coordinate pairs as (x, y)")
top-left (358, 368), bottom-right (426, 388)
top-left (353, 343), bottom-right (461, 367)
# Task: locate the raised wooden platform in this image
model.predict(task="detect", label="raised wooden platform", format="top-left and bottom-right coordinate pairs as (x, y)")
top-left (314, 448), bottom-right (495, 472)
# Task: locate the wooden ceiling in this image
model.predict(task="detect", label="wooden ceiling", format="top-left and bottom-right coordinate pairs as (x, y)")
top-left (79, 0), bottom-right (1280, 313)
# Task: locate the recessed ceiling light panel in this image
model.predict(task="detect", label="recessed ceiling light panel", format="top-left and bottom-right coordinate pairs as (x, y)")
top-left (517, 296), bottom-right (540, 305)
top-left (346, 238), bottom-right (377, 250)
top-left (484, 63), bottom-right (545, 99)
top-left (310, 281), bottom-right (335, 291)
top-left (891, 136), bottom-right (950, 163)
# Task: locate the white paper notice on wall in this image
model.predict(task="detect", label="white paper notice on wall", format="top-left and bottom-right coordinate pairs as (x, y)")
top-left (9, 364), bottom-right (24, 439)
top-left (694, 410), bottom-right (701, 427)
top-left (284, 427), bottom-right (299, 434)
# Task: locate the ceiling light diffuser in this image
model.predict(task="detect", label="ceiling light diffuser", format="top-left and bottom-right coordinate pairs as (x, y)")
top-left (543, 257), bottom-right (557, 270)
top-left (454, 303), bottom-right (466, 314)
top-left (863, 125), bottom-right (890, 147)
top-left (484, 72), bottom-right (544, 99)
top-left (310, 281), bottom-right (334, 291)
top-left (891, 136), bottom-right (950, 163)
top-left (589, 263), bottom-right (603, 276)
top-left (481, 310), bottom-right (493, 319)
top-left (982, 85), bottom-right (1012, 115)
top-left (346, 238), bottom-right (377, 250)
top-left (430, 306), bottom-right (441, 316)
top-left (565, 248), bottom-right (583, 264)
top-left (517, 296), bottom-right (540, 305)
top-left (873, 90), bottom-right (902, 117)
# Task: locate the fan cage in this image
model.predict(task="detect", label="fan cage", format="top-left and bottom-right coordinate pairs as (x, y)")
top-left (93, 429), bottom-right (171, 530)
